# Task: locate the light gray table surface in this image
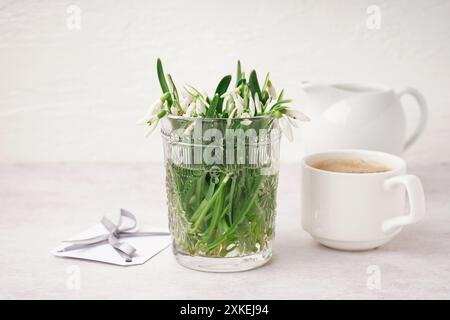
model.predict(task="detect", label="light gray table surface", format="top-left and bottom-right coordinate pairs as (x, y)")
top-left (0, 160), bottom-right (449, 300)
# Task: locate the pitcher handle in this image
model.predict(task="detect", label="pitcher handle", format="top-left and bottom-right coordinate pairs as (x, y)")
top-left (397, 87), bottom-right (428, 151)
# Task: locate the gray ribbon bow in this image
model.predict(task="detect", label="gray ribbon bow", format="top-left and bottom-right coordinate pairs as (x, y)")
top-left (59, 209), bottom-right (170, 262)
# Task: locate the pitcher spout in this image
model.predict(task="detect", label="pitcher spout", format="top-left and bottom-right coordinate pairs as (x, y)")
top-left (301, 82), bottom-right (351, 109)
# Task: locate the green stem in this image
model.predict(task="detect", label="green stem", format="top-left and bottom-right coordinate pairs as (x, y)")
top-left (190, 198), bottom-right (208, 222)
top-left (189, 173), bottom-right (231, 234)
top-left (194, 173), bottom-right (205, 208)
top-left (203, 184), bottom-right (225, 241)
top-left (207, 175), bottom-right (262, 251)
top-left (227, 176), bottom-right (237, 225)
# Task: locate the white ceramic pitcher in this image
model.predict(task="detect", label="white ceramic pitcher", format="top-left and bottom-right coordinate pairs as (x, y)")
top-left (302, 83), bottom-right (428, 155)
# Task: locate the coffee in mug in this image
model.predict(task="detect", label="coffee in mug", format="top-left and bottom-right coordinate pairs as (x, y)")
top-left (311, 158), bottom-right (390, 174)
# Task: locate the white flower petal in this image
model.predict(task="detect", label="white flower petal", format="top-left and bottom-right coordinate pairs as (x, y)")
top-left (249, 96), bottom-right (256, 117)
top-left (181, 96), bottom-right (193, 111)
top-left (220, 87), bottom-right (241, 99)
top-left (286, 109), bottom-right (310, 121)
top-left (151, 100), bottom-right (163, 115)
top-left (278, 116), bottom-right (293, 142)
top-left (185, 101), bottom-right (196, 116)
top-left (254, 94), bottom-right (262, 114)
top-left (137, 100), bottom-right (161, 125)
top-left (145, 119), bottom-right (159, 137)
top-left (196, 98), bottom-right (205, 114)
top-left (285, 114), bottom-right (299, 128)
top-left (140, 100), bottom-right (162, 122)
top-left (233, 94), bottom-right (244, 115)
top-left (226, 96), bottom-right (235, 113)
top-left (240, 112), bottom-right (252, 126)
top-left (237, 104), bottom-right (243, 115)
top-left (236, 95), bottom-right (244, 106)
top-left (171, 106), bottom-right (179, 115)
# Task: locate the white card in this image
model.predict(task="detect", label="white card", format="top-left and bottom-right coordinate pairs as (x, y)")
top-left (52, 223), bottom-right (171, 266)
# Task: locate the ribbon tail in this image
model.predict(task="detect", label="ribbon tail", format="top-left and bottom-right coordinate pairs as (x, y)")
top-left (108, 234), bottom-right (136, 263)
top-left (120, 231), bottom-right (170, 238)
top-left (62, 234), bottom-right (109, 245)
top-left (58, 239), bottom-right (108, 252)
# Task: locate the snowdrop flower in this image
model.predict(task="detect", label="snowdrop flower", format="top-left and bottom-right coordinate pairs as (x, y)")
top-left (240, 112), bottom-right (252, 126)
top-left (196, 98), bottom-right (206, 114)
top-left (248, 95), bottom-right (256, 117)
top-left (272, 107), bottom-right (309, 141)
top-left (220, 86), bottom-right (241, 99)
top-left (254, 93), bottom-right (262, 114)
top-left (185, 101), bottom-right (196, 117)
top-left (180, 96), bottom-right (193, 111)
top-left (285, 114), bottom-right (299, 128)
top-left (170, 106), bottom-right (179, 115)
top-left (285, 108), bottom-right (310, 121)
top-left (136, 100), bottom-right (162, 125)
top-left (226, 97), bottom-right (234, 114)
top-left (144, 109), bottom-right (168, 136)
top-left (232, 93), bottom-right (244, 115)
top-left (136, 93), bottom-right (170, 125)
top-left (277, 115), bottom-right (293, 141)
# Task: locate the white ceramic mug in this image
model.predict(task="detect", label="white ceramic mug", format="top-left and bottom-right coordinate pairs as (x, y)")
top-left (301, 149), bottom-right (426, 251)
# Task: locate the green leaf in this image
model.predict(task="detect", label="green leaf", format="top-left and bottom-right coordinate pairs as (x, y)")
top-left (243, 85), bottom-right (249, 109)
top-left (206, 93), bottom-right (219, 117)
top-left (156, 58), bottom-right (172, 106)
top-left (166, 73), bottom-right (179, 101)
top-left (266, 99), bottom-right (292, 113)
top-left (236, 60), bottom-right (242, 87)
top-left (248, 70), bottom-right (262, 101)
top-left (277, 89), bottom-right (285, 102)
top-left (236, 78), bottom-right (246, 88)
top-left (262, 72), bottom-right (270, 92)
top-left (214, 75), bottom-right (231, 113)
top-left (261, 91), bottom-right (269, 104)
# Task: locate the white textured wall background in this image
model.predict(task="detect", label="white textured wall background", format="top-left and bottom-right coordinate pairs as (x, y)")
top-left (0, 0), bottom-right (449, 163)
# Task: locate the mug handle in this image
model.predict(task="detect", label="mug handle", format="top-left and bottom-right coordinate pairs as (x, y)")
top-left (397, 87), bottom-right (428, 151)
top-left (382, 175), bottom-right (426, 234)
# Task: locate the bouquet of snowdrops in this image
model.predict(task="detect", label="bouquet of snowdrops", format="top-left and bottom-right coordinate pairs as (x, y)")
top-left (138, 59), bottom-right (309, 140)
